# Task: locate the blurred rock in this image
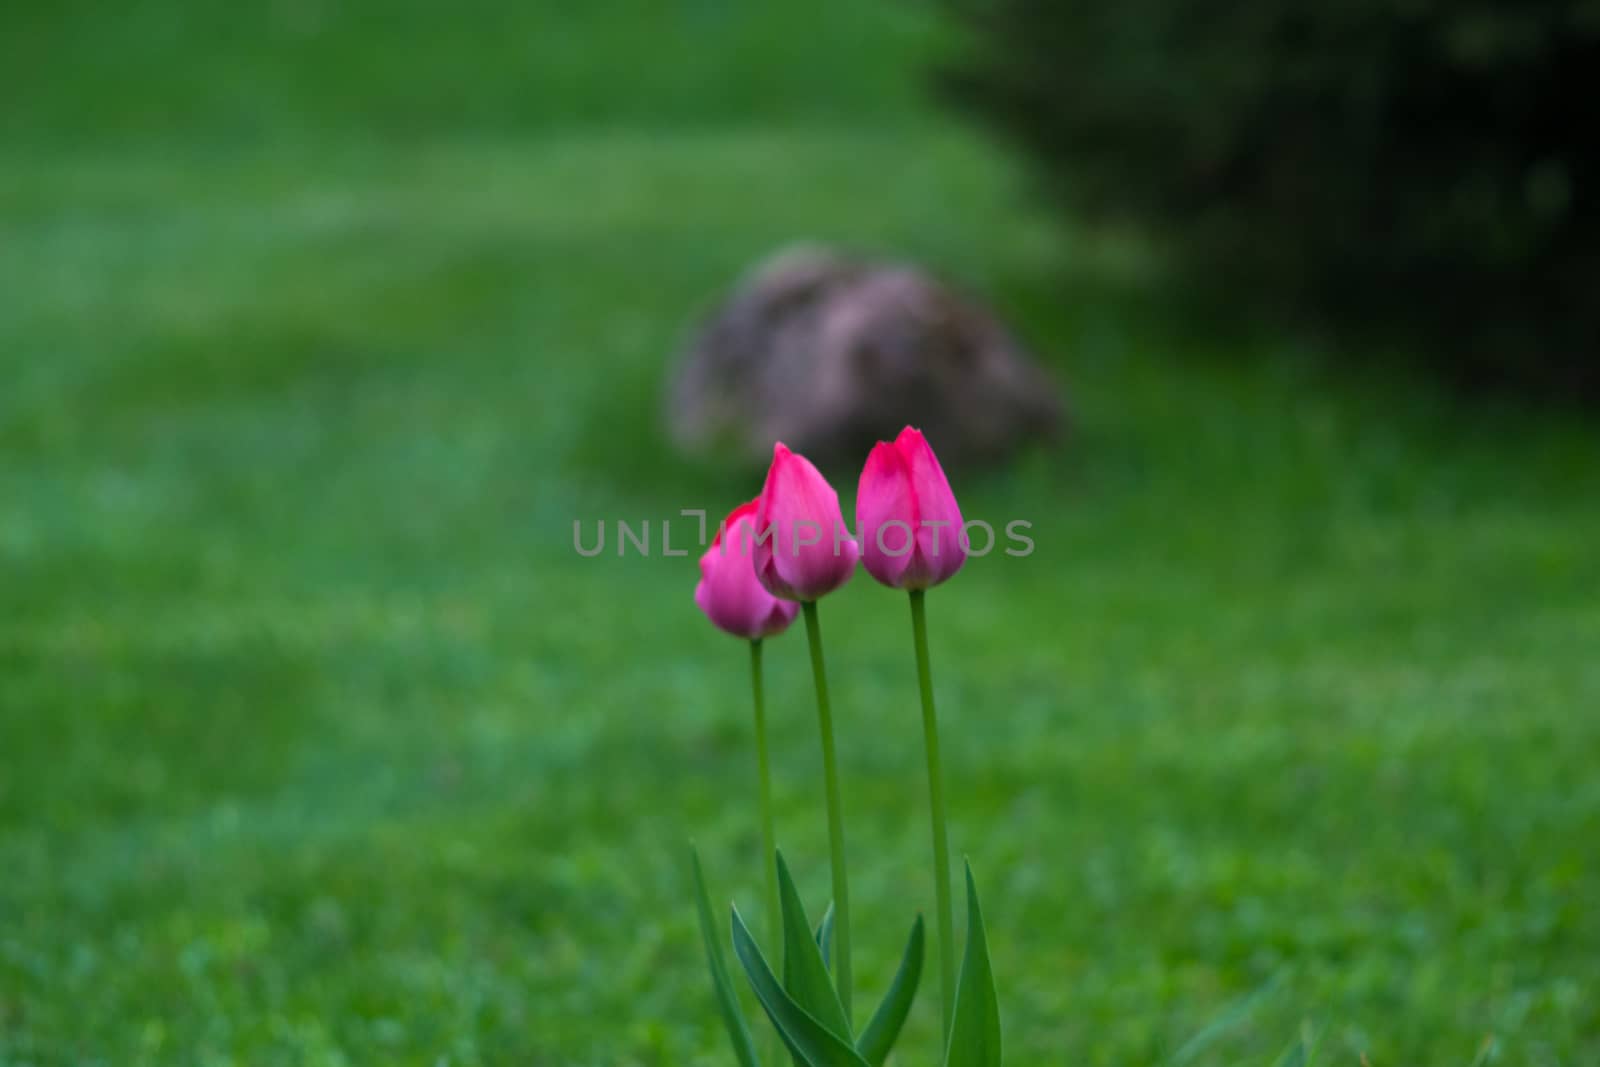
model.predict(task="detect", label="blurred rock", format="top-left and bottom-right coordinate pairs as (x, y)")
top-left (668, 245), bottom-right (1063, 469)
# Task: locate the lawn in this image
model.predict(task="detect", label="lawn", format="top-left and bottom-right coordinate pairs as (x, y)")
top-left (3, 4), bottom-right (1599, 1065)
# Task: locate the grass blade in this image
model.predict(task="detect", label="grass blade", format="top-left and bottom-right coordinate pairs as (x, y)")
top-left (1272, 1024), bottom-right (1319, 1067)
top-left (1170, 973), bottom-right (1283, 1066)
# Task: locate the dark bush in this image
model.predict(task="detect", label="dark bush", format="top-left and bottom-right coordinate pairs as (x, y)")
top-left (938, 0), bottom-right (1600, 401)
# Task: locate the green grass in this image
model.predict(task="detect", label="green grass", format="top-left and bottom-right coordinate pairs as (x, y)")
top-left (3, 4), bottom-right (1599, 1065)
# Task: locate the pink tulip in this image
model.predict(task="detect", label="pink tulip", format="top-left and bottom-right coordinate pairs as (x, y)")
top-left (695, 500), bottom-right (801, 639)
top-left (856, 426), bottom-right (967, 590)
top-left (753, 443), bottom-right (860, 602)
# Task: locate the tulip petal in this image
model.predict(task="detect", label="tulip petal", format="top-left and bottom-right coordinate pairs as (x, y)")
top-left (696, 500), bottom-right (801, 639)
top-left (856, 440), bottom-right (917, 588)
top-left (897, 427), bottom-right (966, 588)
top-left (856, 428), bottom-right (967, 590)
top-left (755, 443), bottom-right (858, 601)
top-left (763, 599), bottom-right (801, 637)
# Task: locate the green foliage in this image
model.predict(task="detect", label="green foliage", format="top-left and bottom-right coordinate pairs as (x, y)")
top-left (944, 865), bottom-right (1002, 1067)
top-left (939, 0), bottom-right (1600, 401)
top-left (856, 915), bottom-right (925, 1066)
top-left (732, 905), bottom-right (871, 1067)
top-left (776, 854), bottom-right (852, 1043)
top-left (724, 852), bottom-right (925, 1064)
top-left (1271, 1030), bottom-right (1315, 1067)
top-left (690, 846), bottom-right (762, 1067)
top-left (815, 904), bottom-right (836, 970)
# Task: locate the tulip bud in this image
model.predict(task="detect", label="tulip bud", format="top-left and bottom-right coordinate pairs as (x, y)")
top-left (753, 443), bottom-right (860, 602)
top-left (694, 500), bottom-right (802, 639)
top-left (856, 426), bottom-right (967, 590)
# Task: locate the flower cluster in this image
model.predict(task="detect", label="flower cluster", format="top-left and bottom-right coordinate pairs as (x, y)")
top-left (690, 428), bottom-right (1000, 1067)
top-left (695, 428), bottom-right (969, 632)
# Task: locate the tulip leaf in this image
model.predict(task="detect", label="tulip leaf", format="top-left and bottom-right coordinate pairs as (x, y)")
top-left (776, 851), bottom-right (852, 1042)
top-left (944, 863), bottom-right (1002, 1067)
top-left (732, 904), bottom-right (872, 1067)
top-left (815, 902), bottom-right (835, 971)
top-left (689, 845), bottom-right (761, 1067)
top-left (855, 914), bottom-right (924, 1066)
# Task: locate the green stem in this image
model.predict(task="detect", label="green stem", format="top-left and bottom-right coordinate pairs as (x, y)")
top-left (801, 599), bottom-right (852, 1026)
top-left (749, 639), bottom-right (781, 958)
top-left (750, 639), bottom-right (783, 1066)
top-left (909, 588), bottom-right (956, 1041)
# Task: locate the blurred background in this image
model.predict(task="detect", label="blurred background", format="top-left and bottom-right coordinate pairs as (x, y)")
top-left (3, 1), bottom-right (1597, 1064)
